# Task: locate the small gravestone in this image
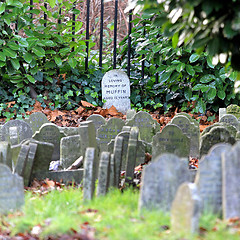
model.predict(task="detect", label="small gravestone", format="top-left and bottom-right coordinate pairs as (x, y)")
top-left (226, 104), bottom-right (240, 119)
top-left (219, 114), bottom-right (239, 130)
top-left (139, 153), bottom-right (191, 212)
top-left (9, 126), bottom-right (19, 146)
top-left (14, 145), bottom-right (30, 177)
top-left (152, 125), bottom-right (190, 160)
top-left (126, 109), bottom-right (136, 120)
top-left (222, 142), bottom-right (240, 219)
top-left (126, 111), bottom-right (160, 143)
top-left (33, 123), bottom-right (66, 161)
top-left (109, 154), bottom-right (115, 188)
top-left (219, 108), bottom-right (227, 120)
top-left (176, 112), bottom-right (199, 127)
top-left (102, 69), bottom-right (131, 114)
top-left (97, 152), bottom-right (110, 197)
top-left (171, 183), bottom-right (201, 235)
top-left (59, 127), bottom-right (79, 137)
top-left (97, 118), bottom-right (125, 152)
top-left (0, 141), bottom-right (12, 169)
top-left (170, 115), bottom-right (200, 158)
top-left (200, 126), bottom-right (236, 157)
top-left (113, 136), bottom-right (123, 186)
top-left (125, 127), bottom-right (139, 184)
top-left (27, 112), bottom-right (49, 133)
top-left (0, 120), bottom-right (33, 144)
top-left (86, 115), bottom-right (107, 132)
top-left (60, 135), bottom-right (82, 169)
top-left (83, 148), bottom-right (96, 201)
top-left (0, 164), bottom-right (24, 214)
top-left (196, 143), bottom-right (231, 214)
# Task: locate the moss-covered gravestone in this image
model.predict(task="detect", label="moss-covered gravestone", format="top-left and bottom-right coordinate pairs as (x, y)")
top-left (226, 104), bottom-right (240, 119)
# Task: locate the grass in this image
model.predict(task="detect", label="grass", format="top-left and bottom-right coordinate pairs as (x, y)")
top-left (1, 187), bottom-right (240, 239)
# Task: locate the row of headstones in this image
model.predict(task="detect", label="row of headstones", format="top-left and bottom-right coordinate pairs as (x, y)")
top-left (139, 142), bottom-right (240, 235)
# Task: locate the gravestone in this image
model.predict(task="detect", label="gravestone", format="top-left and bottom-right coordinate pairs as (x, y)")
top-left (97, 118), bottom-right (125, 152)
top-left (9, 126), bottom-right (19, 146)
top-left (152, 124), bottom-right (190, 160)
top-left (170, 115), bottom-right (200, 158)
top-left (196, 143), bottom-right (231, 214)
top-left (27, 112), bottom-right (49, 133)
top-left (33, 123), bottom-right (66, 161)
top-left (0, 120), bottom-right (33, 144)
top-left (176, 112), bottom-right (199, 127)
top-left (126, 109), bottom-right (136, 120)
top-left (86, 114), bottom-right (107, 132)
top-left (96, 152), bottom-right (110, 197)
top-left (219, 114), bottom-right (239, 130)
top-left (125, 127), bottom-right (139, 184)
top-left (60, 135), bottom-right (82, 169)
top-left (219, 108), bottom-right (227, 120)
top-left (14, 145), bottom-right (30, 177)
top-left (139, 153), bottom-right (191, 212)
top-left (200, 126), bottom-right (236, 157)
top-left (0, 141), bottom-right (12, 169)
top-left (83, 148), bottom-right (96, 201)
top-left (222, 142), bottom-right (240, 219)
top-left (109, 154), bottom-right (115, 188)
top-left (59, 127), bottom-right (79, 137)
top-left (0, 164), bottom-right (24, 214)
top-left (171, 183), bottom-right (201, 235)
top-left (126, 111), bottom-right (160, 143)
top-left (226, 104), bottom-right (240, 119)
top-left (102, 69), bottom-right (131, 114)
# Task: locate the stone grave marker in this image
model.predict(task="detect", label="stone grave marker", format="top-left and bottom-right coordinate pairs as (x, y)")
top-left (102, 69), bottom-right (131, 114)
top-left (27, 112), bottom-right (49, 133)
top-left (0, 120), bottom-right (33, 144)
top-left (113, 136), bottom-right (123, 187)
top-left (125, 127), bottom-right (139, 184)
top-left (126, 111), bottom-right (160, 143)
top-left (14, 145), bottom-right (30, 177)
top-left (219, 108), bottom-right (227, 120)
top-left (152, 124), bottom-right (190, 160)
top-left (60, 135), bottom-right (82, 169)
top-left (33, 123), bottom-right (66, 161)
top-left (97, 118), bottom-right (125, 152)
top-left (0, 163), bottom-right (24, 214)
top-left (226, 104), bottom-right (240, 119)
top-left (126, 109), bottom-right (136, 120)
top-left (83, 148), bottom-right (96, 201)
top-left (176, 112), bottom-right (199, 128)
top-left (109, 154), bottom-right (115, 188)
top-left (59, 127), bottom-right (79, 137)
top-left (97, 152), bottom-right (110, 197)
top-left (9, 127), bottom-right (19, 146)
top-left (196, 143), bottom-right (231, 214)
top-left (170, 115), bottom-right (200, 158)
top-left (201, 122), bottom-right (237, 138)
top-left (86, 114), bottom-right (107, 132)
top-left (0, 141), bottom-right (12, 169)
top-left (139, 153), bottom-right (191, 212)
top-left (222, 142), bottom-right (240, 219)
top-left (200, 126), bottom-right (235, 157)
top-left (219, 114), bottom-right (239, 130)
top-left (171, 183), bottom-right (201, 235)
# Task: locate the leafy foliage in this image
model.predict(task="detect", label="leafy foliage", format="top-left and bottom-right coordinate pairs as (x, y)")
top-left (119, 14), bottom-right (239, 113)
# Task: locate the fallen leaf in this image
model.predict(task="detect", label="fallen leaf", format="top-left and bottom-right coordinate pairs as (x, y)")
top-left (6, 101), bottom-right (16, 108)
top-left (81, 100), bottom-right (94, 108)
top-left (76, 106), bottom-right (85, 114)
top-left (107, 105), bottom-right (119, 116)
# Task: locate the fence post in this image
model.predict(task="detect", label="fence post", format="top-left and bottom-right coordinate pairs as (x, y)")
top-left (85, 0), bottom-right (90, 72)
top-left (72, 2), bottom-right (76, 52)
top-left (99, 0), bottom-right (104, 69)
top-left (44, 2), bottom-right (47, 27)
top-left (113, 0), bottom-right (118, 69)
top-left (127, 10), bottom-right (132, 77)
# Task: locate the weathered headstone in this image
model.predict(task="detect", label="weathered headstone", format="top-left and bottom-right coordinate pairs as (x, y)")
top-left (126, 109), bottom-right (136, 120)
top-left (196, 143), bottom-right (232, 214)
top-left (126, 111), bottom-right (160, 143)
top-left (0, 164), bottom-right (24, 214)
top-left (0, 120), bottom-right (33, 144)
top-left (97, 152), bottom-right (110, 197)
top-left (125, 127), bottom-right (139, 184)
top-left (60, 135), bottom-right (82, 169)
top-left (109, 154), bottom-right (115, 188)
top-left (86, 114), bottom-right (107, 132)
top-left (222, 142), bottom-right (240, 219)
top-left (14, 145), bottom-right (30, 177)
top-left (139, 153), bottom-right (191, 212)
top-left (200, 126), bottom-right (236, 157)
top-left (102, 69), bottom-right (131, 114)
top-left (176, 112), bottom-right (199, 128)
top-left (226, 104), bottom-right (240, 119)
top-left (9, 126), bottom-right (19, 146)
top-left (59, 127), bottom-right (79, 137)
top-left (171, 183), bottom-right (201, 235)
top-left (97, 118), bottom-right (125, 152)
top-left (170, 115), bottom-right (200, 158)
top-left (27, 112), bottom-right (49, 133)
top-left (219, 114), bottom-right (239, 130)
top-left (0, 141), bottom-right (12, 169)
top-left (113, 136), bottom-right (123, 186)
top-left (33, 123), bottom-right (66, 161)
top-left (152, 124), bottom-right (190, 160)
top-left (83, 148), bottom-right (96, 201)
